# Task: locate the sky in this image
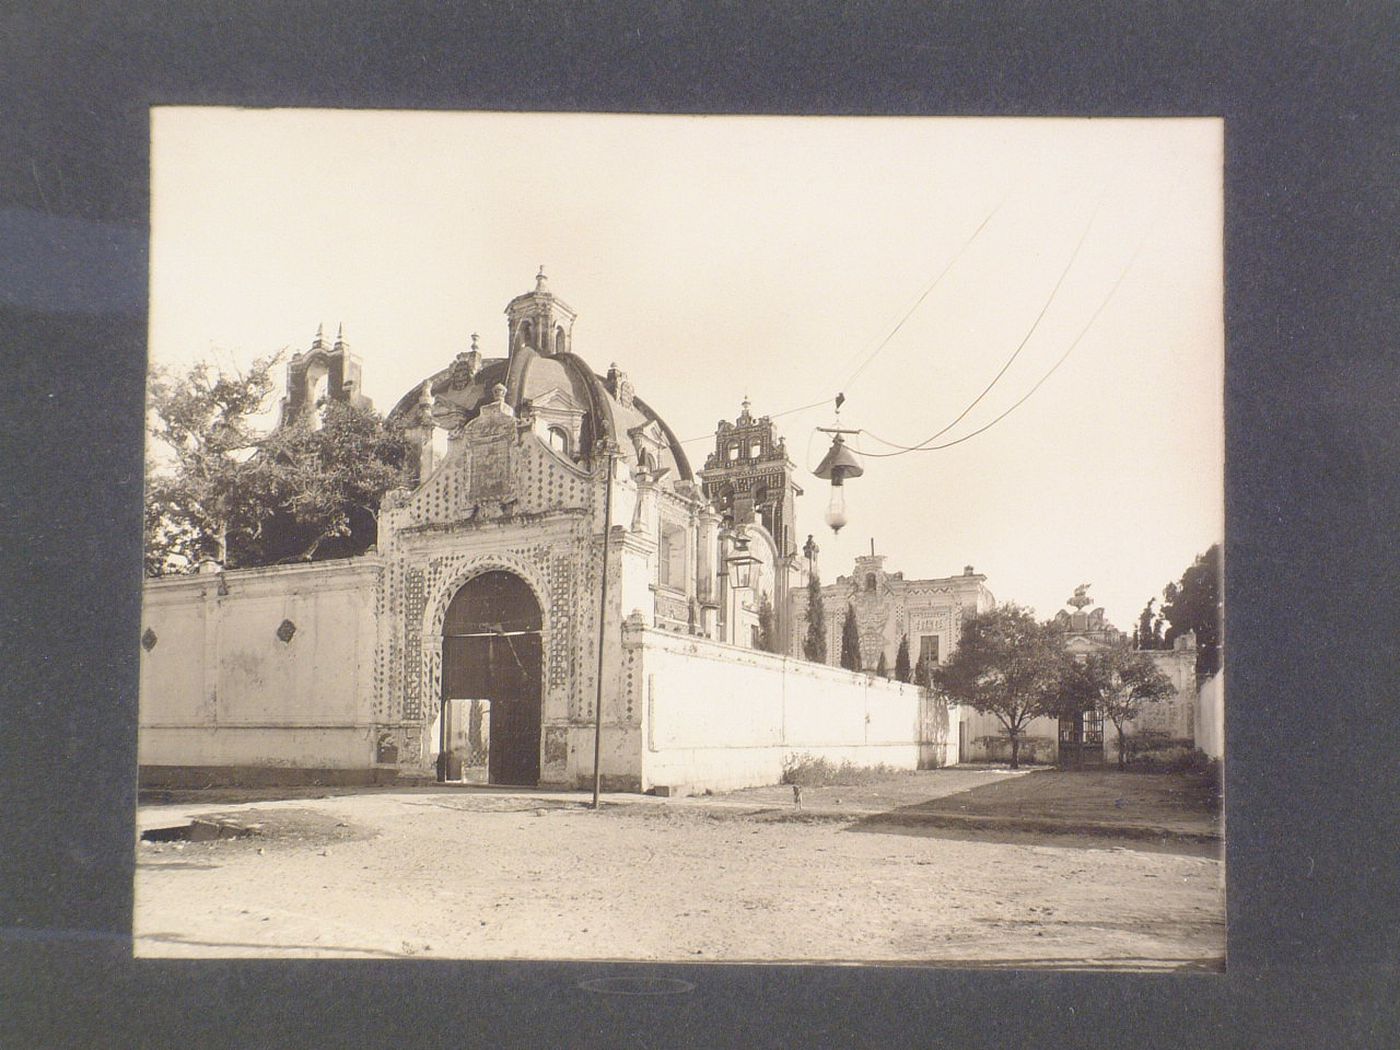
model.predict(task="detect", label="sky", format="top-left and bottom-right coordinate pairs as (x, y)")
top-left (150, 108), bottom-right (1223, 628)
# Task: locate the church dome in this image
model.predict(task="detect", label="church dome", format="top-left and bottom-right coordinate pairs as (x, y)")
top-left (387, 275), bottom-right (692, 482)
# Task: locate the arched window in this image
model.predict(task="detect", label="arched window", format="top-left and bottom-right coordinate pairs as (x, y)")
top-left (518, 320), bottom-right (533, 350)
top-left (547, 425), bottom-right (571, 456)
top-left (555, 326), bottom-right (566, 354)
top-left (865, 573), bottom-right (877, 592)
top-left (750, 439), bottom-right (763, 459)
top-left (727, 442), bottom-right (740, 461)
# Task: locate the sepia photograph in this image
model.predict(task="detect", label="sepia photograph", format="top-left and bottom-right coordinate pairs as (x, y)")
top-left (135, 108), bottom-right (1225, 969)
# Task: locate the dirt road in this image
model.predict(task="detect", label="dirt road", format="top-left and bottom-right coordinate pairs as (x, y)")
top-left (135, 782), bottom-right (1224, 970)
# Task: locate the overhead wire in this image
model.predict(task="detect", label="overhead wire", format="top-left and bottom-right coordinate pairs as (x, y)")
top-left (858, 182), bottom-right (1110, 454)
top-left (836, 188), bottom-right (1013, 394)
top-left (674, 190), bottom-right (1011, 446)
top-left (856, 186), bottom-right (1170, 458)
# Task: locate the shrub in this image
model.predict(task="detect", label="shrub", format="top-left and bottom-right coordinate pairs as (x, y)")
top-left (779, 753), bottom-right (909, 787)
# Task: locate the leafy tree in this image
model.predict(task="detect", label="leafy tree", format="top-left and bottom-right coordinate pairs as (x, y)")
top-left (894, 635), bottom-right (911, 682)
top-left (876, 650), bottom-right (889, 678)
top-left (756, 592), bottom-right (779, 653)
top-left (145, 354), bottom-right (412, 575)
top-left (932, 604), bottom-right (1063, 768)
top-left (1134, 599), bottom-right (1157, 649)
top-left (802, 571), bottom-right (827, 663)
top-left (145, 354), bottom-right (283, 573)
top-left (1083, 647), bottom-right (1177, 768)
top-left (839, 603), bottom-right (862, 671)
top-left (1134, 598), bottom-right (1170, 650)
top-left (1161, 543), bottom-right (1221, 677)
top-left (251, 398), bottom-right (412, 564)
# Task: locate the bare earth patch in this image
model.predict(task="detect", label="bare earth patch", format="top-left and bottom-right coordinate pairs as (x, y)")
top-left (135, 775), bottom-right (1224, 970)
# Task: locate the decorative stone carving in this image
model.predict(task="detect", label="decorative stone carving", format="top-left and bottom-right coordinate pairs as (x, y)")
top-left (432, 335), bottom-right (484, 394)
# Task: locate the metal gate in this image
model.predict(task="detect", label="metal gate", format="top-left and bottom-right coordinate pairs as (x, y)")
top-left (1058, 710), bottom-right (1106, 769)
top-left (441, 571), bottom-right (543, 787)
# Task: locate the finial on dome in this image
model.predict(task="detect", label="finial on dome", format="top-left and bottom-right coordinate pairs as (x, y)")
top-left (470, 332), bottom-right (479, 352)
top-left (491, 382), bottom-right (507, 402)
top-left (535, 265), bottom-right (549, 293)
top-left (739, 394), bottom-right (753, 423)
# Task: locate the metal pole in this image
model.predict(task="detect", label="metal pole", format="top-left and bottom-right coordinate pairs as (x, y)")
top-left (590, 446), bottom-right (615, 809)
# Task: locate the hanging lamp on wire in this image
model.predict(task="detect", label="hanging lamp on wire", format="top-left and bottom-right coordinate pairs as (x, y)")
top-left (812, 393), bottom-right (864, 533)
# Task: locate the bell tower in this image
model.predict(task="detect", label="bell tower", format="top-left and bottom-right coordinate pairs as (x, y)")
top-left (504, 266), bottom-right (578, 357)
top-left (699, 398), bottom-right (802, 561)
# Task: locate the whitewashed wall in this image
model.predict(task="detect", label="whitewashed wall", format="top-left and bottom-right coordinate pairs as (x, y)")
top-left (625, 624), bottom-right (956, 795)
top-left (139, 560), bottom-right (381, 774)
top-left (1195, 672), bottom-right (1224, 760)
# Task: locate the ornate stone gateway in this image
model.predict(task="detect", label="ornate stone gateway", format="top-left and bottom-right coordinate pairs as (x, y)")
top-left (440, 571), bottom-right (543, 786)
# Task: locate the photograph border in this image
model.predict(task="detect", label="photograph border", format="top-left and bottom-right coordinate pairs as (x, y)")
top-left (3, 4), bottom-right (1395, 1047)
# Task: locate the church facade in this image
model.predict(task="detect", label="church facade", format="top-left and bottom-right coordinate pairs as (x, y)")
top-left (139, 274), bottom-right (949, 793)
top-left (791, 551), bottom-right (996, 676)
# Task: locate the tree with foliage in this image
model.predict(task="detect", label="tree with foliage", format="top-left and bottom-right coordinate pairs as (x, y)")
top-left (876, 650), bottom-right (889, 678)
top-left (145, 354), bottom-right (283, 573)
top-left (1083, 647), bottom-right (1177, 768)
top-left (802, 571), bottom-right (827, 663)
top-left (1161, 543), bottom-right (1221, 677)
top-left (1133, 598), bottom-right (1168, 650)
top-left (249, 398), bottom-right (413, 564)
top-left (756, 592), bottom-right (779, 653)
top-left (931, 603), bottom-right (1064, 768)
top-left (894, 634), bottom-right (911, 682)
top-left (839, 603), bottom-right (862, 671)
top-left (146, 354), bottom-right (412, 575)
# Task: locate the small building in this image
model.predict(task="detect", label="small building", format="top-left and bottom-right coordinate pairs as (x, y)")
top-left (790, 550), bottom-right (996, 675)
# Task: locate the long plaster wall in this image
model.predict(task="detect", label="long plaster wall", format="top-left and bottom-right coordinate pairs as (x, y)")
top-left (139, 560), bottom-right (381, 774)
top-left (626, 625), bottom-right (956, 794)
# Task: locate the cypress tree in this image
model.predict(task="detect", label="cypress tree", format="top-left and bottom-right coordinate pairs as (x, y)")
top-left (894, 634), bottom-right (911, 682)
top-left (803, 571), bottom-right (827, 663)
top-left (840, 603), bottom-right (862, 671)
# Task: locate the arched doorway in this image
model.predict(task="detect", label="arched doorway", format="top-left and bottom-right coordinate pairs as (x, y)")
top-left (440, 570), bottom-right (543, 786)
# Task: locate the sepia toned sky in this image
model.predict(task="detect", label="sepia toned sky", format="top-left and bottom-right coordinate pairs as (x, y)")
top-left (150, 108), bottom-right (1222, 628)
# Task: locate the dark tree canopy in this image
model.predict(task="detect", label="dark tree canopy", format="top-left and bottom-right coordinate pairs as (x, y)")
top-left (1160, 543), bottom-right (1221, 676)
top-left (876, 650), bottom-right (889, 678)
top-left (803, 572), bottom-right (827, 663)
top-left (839, 603), bottom-right (862, 671)
top-left (145, 355), bottom-right (412, 576)
top-left (1082, 647), bottom-right (1177, 769)
top-left (932, 603), bottom-right (1063, 768)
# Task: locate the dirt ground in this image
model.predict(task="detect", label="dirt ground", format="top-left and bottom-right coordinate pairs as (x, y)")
top-left (134, 770), bottom-right (1224, 970)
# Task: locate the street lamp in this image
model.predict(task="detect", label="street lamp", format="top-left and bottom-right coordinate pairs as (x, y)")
top-left (725, 530), bottom-right (760, 590)
top-left (813, 432), bottom-right (864, 533)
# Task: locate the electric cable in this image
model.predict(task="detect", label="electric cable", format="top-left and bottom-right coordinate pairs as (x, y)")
top-left (675, 190), bottom-right (1010, 446)
top-left (858, 183), bottom-right (1109, 454)
top-left (855, 202), bottom-right (1161, 457)
top-left (837, 188), bottom-right (1013, 393)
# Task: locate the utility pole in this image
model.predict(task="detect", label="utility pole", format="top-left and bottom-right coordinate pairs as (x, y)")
top-left (590, 444), bottom-right (617, 810)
